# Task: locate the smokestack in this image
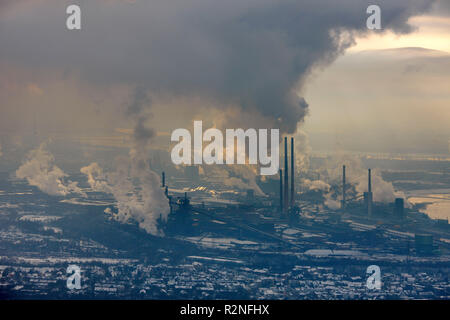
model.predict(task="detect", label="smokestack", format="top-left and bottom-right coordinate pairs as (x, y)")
top-left (290, 137), bottom-right (295, 208)
top-left (161, 171), bottom-right (165, 188)
top-left (367, 169), bottom-right (373, 215)
top-left (394, 198), bottom-right (404, 218)
top-left (279, 169), bottom-right (283, 212)
top-left (284, 137), bottom-right (288, 213)
top-left (342, 165), bottom-right (346, 209)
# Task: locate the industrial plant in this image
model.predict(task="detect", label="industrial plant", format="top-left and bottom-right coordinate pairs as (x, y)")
top-left (0, 136), bottom-right (449, 299)
top-left (158, 135), bottom-right (449, 273)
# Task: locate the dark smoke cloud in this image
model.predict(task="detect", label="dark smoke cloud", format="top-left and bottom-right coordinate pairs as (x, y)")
top-left (0, 0), bottom-right (436, 133)
top-left (126, 86), bottom-right (155, 154)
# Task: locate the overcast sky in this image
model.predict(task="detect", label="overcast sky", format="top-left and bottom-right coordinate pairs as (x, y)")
top-left (303, 0), bottom-right (450, 154)
top-left (0, 0), bottom-right (449, 156)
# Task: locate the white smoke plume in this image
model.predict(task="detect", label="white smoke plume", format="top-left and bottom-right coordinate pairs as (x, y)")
top-left (16, 142), bottom-right (85, 196)
top-left (81, 87), bottom-right (170, 236)
top-left (291, 130), bottom-right (405, 208)
top-left (202, 164), bottom-right (265, 196)
top-left (302, 178), bottom-right (330, 192)
top-left (81, 160), bottom-right (170, 238)
top-left (354, 169), bottom-right (406, 204)
top-left (320, 154), bottom-right (408, 208)
top-left (227, 165), bottom-right (265, 196)
top-left (293, 130), bottom-right (312, 172)
top-left (302, 177), bottom-right (340, 209)
top-left (324, 196), bottom-right (341, 210)
top-left (80, 162), bottom-right (112, 194)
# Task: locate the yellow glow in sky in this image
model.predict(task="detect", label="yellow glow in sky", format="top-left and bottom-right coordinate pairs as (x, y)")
top-left (350, 15), bottom-right (450, 53)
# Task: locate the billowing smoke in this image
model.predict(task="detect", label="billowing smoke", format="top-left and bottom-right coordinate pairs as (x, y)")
top-left (354, 169), bottom-right (406, 204)
top-left (16, 142), bottom-right (85, 196)
top-left (80, 162), bottom-right (111, 194)
top-left (0, 143), bottom-right (3, 158)
top-left (302, 176), bottom-right (340, 209)
top-left (294, 133), bottom-right (407, 208)
top-left (320, 154), bottom-right (408, 208)
top-left (81, 87), bottom-right (170, 236)
top-left (0, 0), bottom-right (436, 133)
top-left (87, 156), bottom-right (169, 236)
top-left (302, 179), bottom-right (330, 192)
top-left (324, 196), bottom-right (341, 210)
top-left (201, 164), bottom-right (265, 196)
top-left (293, 130), bottom-right (312, 172)
top-left (126, 86), bottom-right (155, 159)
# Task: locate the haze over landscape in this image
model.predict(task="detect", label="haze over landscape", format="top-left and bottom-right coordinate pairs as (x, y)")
top-left (0, 0), bottom-right (449, 300)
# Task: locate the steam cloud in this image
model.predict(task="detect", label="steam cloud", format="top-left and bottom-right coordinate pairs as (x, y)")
top-left (301, 176), bottom-right (340, 209)
top-left (303, 179), bottom-right (331, 192)
top-left (80, 162), bottom-right (111, 194)
top-left (16, 142), bottom-right (85, 196)
top-left (81, 87), bottom-right (170, 236)
top-left (319, 154), bottom-right (408, 208)
top-left (293, 130), bottom-right (313, 172)
top-left (293, 132), bottom-right (407, 208)
top-left (202, 165), bottom-right (265, 196)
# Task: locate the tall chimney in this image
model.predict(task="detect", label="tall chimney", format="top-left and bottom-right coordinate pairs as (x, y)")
top-left (284, 137), bottom-right (289, 213)
top-left (279, 169), bottom-right (283, 212)
top-left (342, 165), bottom-right (346, 209)
top-left (162, 171), bottom-right (166, 188)
top-left (367, 169), bottom-right (373, 215)
top-left (290, 137), bottom-right (295, 208)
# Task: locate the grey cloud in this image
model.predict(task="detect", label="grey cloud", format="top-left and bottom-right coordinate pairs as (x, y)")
top-left (126, 86), bottom-right (155, 154)
top-left (431, 0), bottom-right (450, 16)
top-left (0, 0), bottom-right (436, 133)
top-left (0, 0), bottom-right (21, 10)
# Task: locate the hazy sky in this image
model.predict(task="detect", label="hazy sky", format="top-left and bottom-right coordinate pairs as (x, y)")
top-left (303, 0), bottom-right (450, 154)
top-left (0, 0), bottom-right (449, 156)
